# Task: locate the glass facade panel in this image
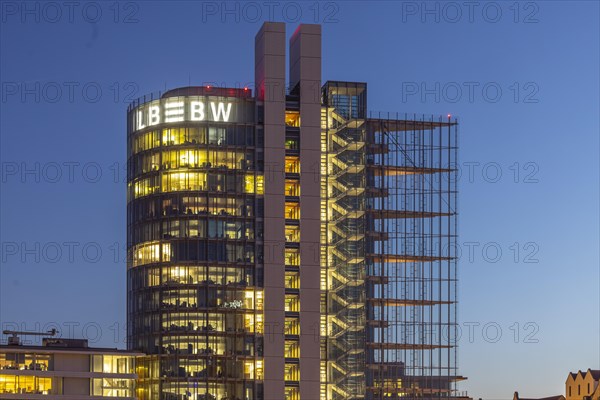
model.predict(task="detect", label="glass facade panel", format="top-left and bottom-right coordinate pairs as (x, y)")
top-left (285, 386), bottom-right (300, 400)
top-left (128, 91), bottom-right (264, 400)
top-left (285, 271), bottom-right (300, 289)
top-left (284, 318), bottom-right (300, 335)
top-left (0, 375), bottom-right (52, 395)
top-left (284, 203), bottom-right (300, 220)
top-left (0, 352), bottom-right (50, 371)
top-left (284, 156), bottom-right (300, 173)
top-left (284, 180), bottom-right (300, 197)
top-left (284, 363), bottom-right (300, 382)
top-left (92, 378), bottom-right (134, 397)
top-left (284, 249), bottom-right (300, 266)
top-left (284, 111), bottom-right (301, 127)
top-left (285, 226), bottom-right (300, 243)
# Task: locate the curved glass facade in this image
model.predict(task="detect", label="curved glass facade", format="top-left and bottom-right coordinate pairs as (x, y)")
top-left (127, 88), bottom-right (265, 400)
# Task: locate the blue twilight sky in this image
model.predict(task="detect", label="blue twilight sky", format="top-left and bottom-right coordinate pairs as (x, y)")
top-left (0, 1), bottom-right (598, 397)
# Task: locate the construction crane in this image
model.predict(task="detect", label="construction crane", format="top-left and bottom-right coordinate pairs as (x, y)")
top-left (2, 328), bottom-right (58, 346)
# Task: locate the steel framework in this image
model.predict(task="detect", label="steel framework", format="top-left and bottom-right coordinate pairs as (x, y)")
top-left (321, 81), bottom-right (465, 400)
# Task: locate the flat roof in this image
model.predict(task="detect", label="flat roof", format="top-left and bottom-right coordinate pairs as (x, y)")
top-left (0, 344), bottom-right (144, 356)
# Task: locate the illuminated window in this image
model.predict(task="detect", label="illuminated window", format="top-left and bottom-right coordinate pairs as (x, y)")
top-left (92, 378), bottom-right (134, 397)
top-left (256, 314), bottom-right (264, 333)
top-left (205, 150), bottom-right (246, 169)
top-left (162, 172), bottom-right (206, 192)
top-left (245, 174), bottom-right (264, 194)
top-left (0, 353), bottom-right (50, 371)
top-left (320, 362), bottom-right (327, 388)
top-left (285, 271), bottom-right (300, 289)
top-left (133, 177), bottom-right (159, 198)
top-left (241, 290), bottom-right (256, 309)
top-left (161, 149), bottom-right (207, 169)
top-left (92, 355), bottom-right (134, 374)
top-left (285, 294), bottom-right (300, 312)
top-left (158, 127), bottom-right (205, 147)
top-left (162, 128), bottom-right (186, 146)
top-left (255, 290), bottom-right (264, 310)
top-left (256, 175), bottom-right (264, 194)
top-left (285, 226), bottom-right (300, 242)
top-left (0, 375), bottom-right (52, 395)
top-left (244, 314), bottom-right (264, 333)
top-left (284, 317), bottom-right (300, 335)
top-left (285, 387), bottom-right (300, 400)
top-left (285, 180), bottom-right (300, 196)
top-left (284, 363), bottom-right (300, 381)
top-left (158, 266), bottom-right (206, 285)
top-left (244, 361), bottom-right (255, 379)
top-left (179, 149), bottom-right (199, 167)
top-left (284, 340), bottom-right (300, 358)
top-left (255, 360), bottom-right (264, 380)
top-left (285, 111), bottom-right (301, 127)
top-left (285, 249), bottom-right (300, 266)
top-left (285, 156), bottom-right (300, 173)
top-left (285, 203), bottom-right (300, 220)
top-left (132, 242), bottom-right (171, 266)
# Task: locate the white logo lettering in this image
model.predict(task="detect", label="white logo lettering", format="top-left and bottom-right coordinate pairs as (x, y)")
top-left (190, 101), bottom-right (205, 121)
top-left (148, 105), bottom-right (160, 126)
top-left (132, 99), bottom-right (236, 132)
top-left (136, 110), bottom-right (146, 130)
top-left (210, 101), bottom-right (232, 122)
top-left (164, 101), bottom-right (184, 123)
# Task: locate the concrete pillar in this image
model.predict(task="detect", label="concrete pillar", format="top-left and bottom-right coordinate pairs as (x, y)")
top-left (290, 23), bottom-right (322, 400)
top-left (255, 21), bottom-right (286, 400)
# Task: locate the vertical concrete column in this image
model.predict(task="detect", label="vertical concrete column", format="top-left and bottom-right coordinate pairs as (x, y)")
top-left (255, 22), bottom-right (286, 400)
top-left (290, 23), bottom-right (322, 400)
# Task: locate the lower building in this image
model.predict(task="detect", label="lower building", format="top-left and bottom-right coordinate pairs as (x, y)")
top-left (513, 368), bottom-right (600, 400)
top-left (0, 337), bottom-right (142, 399)
top-left (567, 369), bottom-right (600, 400)
top-left (513, 392), bottom-right (565, 400)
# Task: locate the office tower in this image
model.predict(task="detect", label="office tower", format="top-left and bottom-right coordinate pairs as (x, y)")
top-left (127, 22), bottom-right (464, 400)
